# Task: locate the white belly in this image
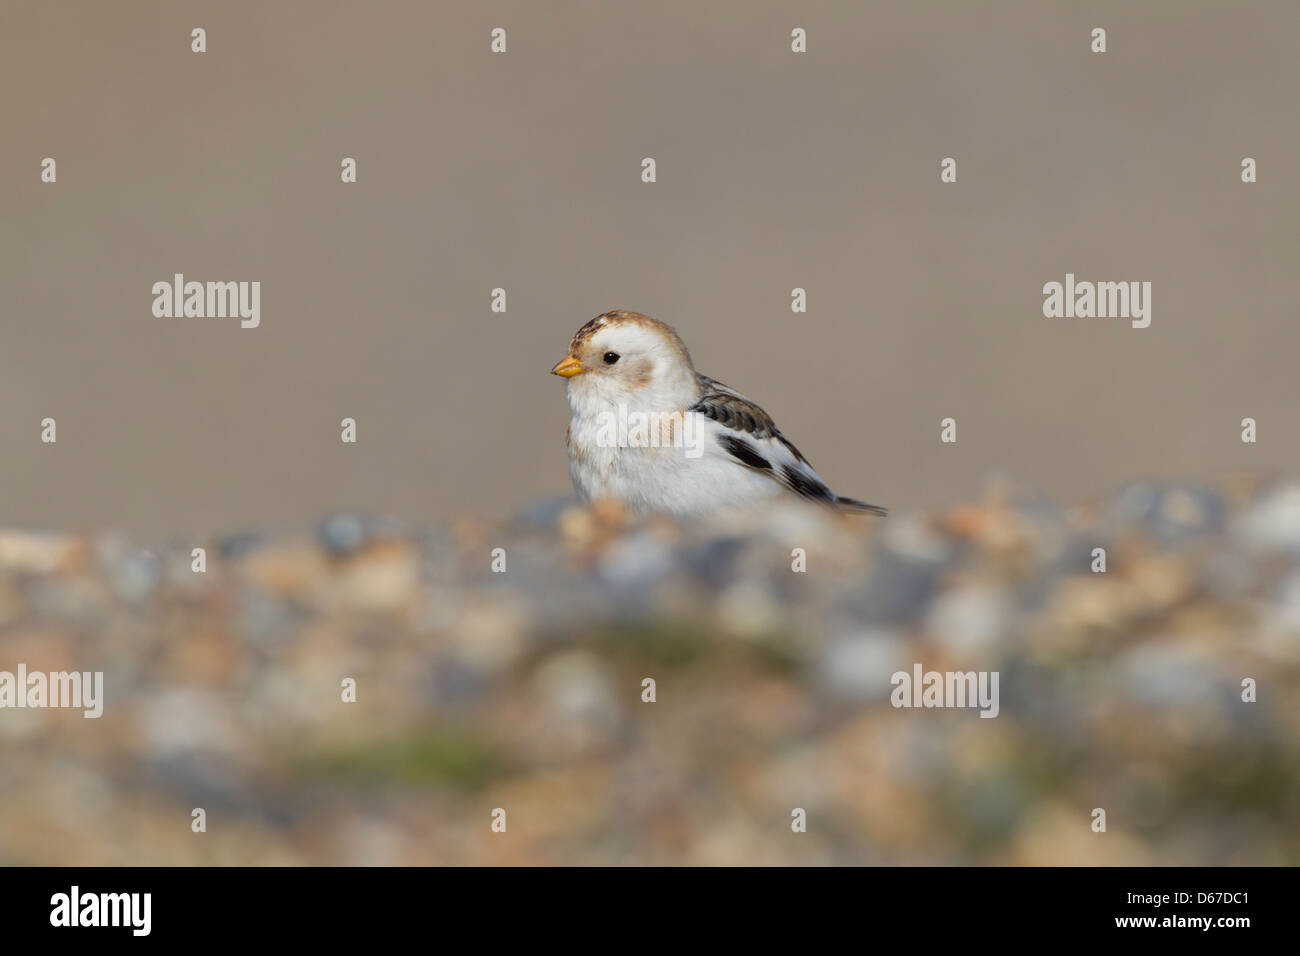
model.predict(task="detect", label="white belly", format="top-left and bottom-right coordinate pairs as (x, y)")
top-left (568, 417), bottom-right (782, 517)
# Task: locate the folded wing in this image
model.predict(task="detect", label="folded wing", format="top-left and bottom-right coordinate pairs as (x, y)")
top-left (689, 375), bottom-right (887, 516)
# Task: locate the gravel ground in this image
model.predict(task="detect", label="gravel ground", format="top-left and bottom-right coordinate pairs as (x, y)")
top-left (1, 476), bottom-right (1298, 865)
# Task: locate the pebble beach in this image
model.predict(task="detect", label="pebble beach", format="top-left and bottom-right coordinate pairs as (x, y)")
top-left (1, 477), bottom-right (1298, 865)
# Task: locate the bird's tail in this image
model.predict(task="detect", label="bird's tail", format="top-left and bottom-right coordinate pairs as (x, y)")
top-left (834, 495), bottom-right (888, 517)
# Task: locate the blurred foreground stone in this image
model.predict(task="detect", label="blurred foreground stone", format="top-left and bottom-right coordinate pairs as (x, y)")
top-left (1, 476), bottom-right (1298, 865)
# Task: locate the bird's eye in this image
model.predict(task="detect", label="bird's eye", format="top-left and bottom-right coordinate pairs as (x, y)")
top-left (603, 352), bottom-right (620, 365)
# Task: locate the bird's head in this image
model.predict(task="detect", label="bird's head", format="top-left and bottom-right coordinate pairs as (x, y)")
top-left (551, 311), bottom-right (699, 410)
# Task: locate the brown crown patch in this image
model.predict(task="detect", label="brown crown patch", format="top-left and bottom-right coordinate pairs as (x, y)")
top-left (568, 311), bottom-right (691, 365)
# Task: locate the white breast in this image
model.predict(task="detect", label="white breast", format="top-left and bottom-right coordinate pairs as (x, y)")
top-left (567, 408), bottom-right (784, 517)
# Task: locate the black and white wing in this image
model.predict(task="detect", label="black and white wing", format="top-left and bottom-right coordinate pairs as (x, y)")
top-left (689, 375), bottom-right (887, 516)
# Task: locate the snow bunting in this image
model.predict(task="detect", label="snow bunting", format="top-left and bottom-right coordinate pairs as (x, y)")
top-left (551, 310), bottom-right (886, 518)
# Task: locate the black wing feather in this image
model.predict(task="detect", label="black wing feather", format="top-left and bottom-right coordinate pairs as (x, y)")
top-left (693, 374), bottom-right (887, 516)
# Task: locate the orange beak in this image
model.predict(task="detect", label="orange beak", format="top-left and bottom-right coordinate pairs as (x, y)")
top-left (551, 354), bottom-right (584, 378)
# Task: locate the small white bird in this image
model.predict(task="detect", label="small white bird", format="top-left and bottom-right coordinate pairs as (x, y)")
top-left (551, 310), bottom-right (886, 518)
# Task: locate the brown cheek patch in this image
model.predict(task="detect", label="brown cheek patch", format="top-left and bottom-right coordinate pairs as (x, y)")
top-left (628, 357), bottom-right (654, 389)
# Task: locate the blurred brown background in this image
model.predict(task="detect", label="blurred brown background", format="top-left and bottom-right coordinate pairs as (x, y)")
top-left (3, 0), bottom-right (1298, 540)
